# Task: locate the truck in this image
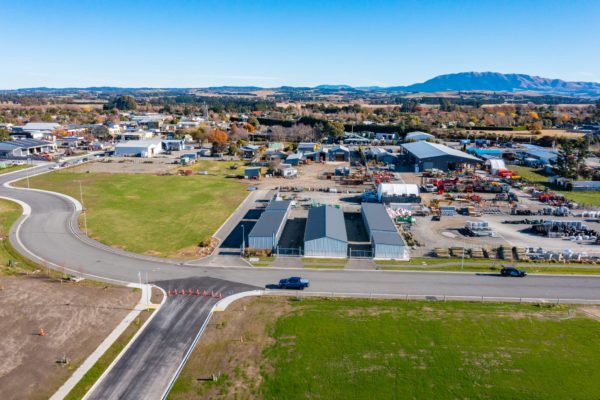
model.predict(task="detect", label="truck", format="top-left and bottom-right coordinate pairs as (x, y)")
top-left (278, 277), bottom-right (310, 290)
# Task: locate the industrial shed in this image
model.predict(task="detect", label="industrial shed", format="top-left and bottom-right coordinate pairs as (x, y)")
top-left (114, 140), bottom-right (163, 157)
top-left (0, 139), bottom-right (56, 158)
top-left (304, 205), bottom-right (348, 258)
top-left (328, 145), bottom-right (350, 161)
top-left (361, 203), bottom-right (407, 260)
top-left (401, 141), bottom-right (480, 172)
top-left (248, 200), bottom-right (291, 250)
top-left (404, 131), bottom-right (434, 142)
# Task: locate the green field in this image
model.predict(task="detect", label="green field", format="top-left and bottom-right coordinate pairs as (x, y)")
top-left (509, 165), bottom-right (600, 206)
top-left (261, 299), bottom-right (600, 400)
top-left (0, 164), bottom-right (33, 175)
top-left (16, 170), bottom-right (247, 258)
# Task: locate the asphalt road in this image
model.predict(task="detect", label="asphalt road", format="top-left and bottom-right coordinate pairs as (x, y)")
top-left (86, 277), bottom-right (257, 400)
top-left (2, 164), bottom-right (600, 399)
top-left (1, 165), bottom-right (600, 303)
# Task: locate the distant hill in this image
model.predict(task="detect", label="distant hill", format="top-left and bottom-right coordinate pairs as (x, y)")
top-left (386, 72), bottom-right (600, 96)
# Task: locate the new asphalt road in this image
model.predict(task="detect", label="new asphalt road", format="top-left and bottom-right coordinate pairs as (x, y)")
top-left (2, 164), bottom-right (600, 399)
top-left (2, 164), bottom-right (600, 302)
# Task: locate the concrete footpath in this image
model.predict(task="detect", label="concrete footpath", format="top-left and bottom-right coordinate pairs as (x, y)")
top-left (50, 284), bottom-right (159, 400)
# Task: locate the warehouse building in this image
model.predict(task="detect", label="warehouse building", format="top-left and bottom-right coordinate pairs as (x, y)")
top-left (328, 145), bottom-right (350, 162)
top-left (304, 205), bottom-right (348, 258)
top-left (248, 200), bottom-right (291, 250)
top-left (114, 140), bottom-right (163, 157)
top-left (0, 139), bottom-right (57, 158)
top-left (401, 141), bottom-right (481, 172)
top-left (361, 203), bottom-right (407, 260)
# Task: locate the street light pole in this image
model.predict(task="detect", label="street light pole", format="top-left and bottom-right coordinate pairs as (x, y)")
top-left (78, 181), bottom-right (88, 236)
top-left (241, 225), bottom-right (245, 255)
top-left (461, 237), bottom-right (466, 271)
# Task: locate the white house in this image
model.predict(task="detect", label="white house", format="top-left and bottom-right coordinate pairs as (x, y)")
top-left (114, 140), bottom-right (163, 158)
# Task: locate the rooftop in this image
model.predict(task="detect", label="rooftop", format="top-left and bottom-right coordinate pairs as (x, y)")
top-left (361, 203), bottom-right (398, 233)
top-left (304, 205), bottom-right (347, 243)
top-left (115, 140), bottom-right (162, 148)
top-left (248, 210), bottom-right (288, 238)
top-left (401, 141), bottom-right (480, 161)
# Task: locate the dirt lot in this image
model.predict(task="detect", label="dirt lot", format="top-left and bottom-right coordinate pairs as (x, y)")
top-left (168, 296), bottom-right (290, 400)
top-left (0, 275), bottom-right (138, 400)
top-left (68, 157), bottom-right (179, 174)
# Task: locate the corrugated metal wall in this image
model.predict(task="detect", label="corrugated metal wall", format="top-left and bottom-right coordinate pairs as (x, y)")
top-left (373, 243), bottom-right (406, 260)
top-left (248, 235), bottom-right (274, 250)
top-left (304, 237), bottom-right (347, 258)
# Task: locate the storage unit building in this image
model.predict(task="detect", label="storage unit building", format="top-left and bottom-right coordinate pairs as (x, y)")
top-left (248, 200), bottom-right (291, 250)
top-left (244, 167), bottom-right (261, 179)
top-left (404, 131), bottom-right (434, 142)
top-left (304, 205), bottom-right (348, 258)
top-left (361, 203), bottom-right (407, 260)
top-left (401, 141), bottom-right (481, 172)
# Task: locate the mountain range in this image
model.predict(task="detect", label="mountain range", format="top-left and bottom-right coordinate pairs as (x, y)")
top-left (380, 72), bottom-right (600, 96)
top-left (5, 72), bottom-right (600, 97)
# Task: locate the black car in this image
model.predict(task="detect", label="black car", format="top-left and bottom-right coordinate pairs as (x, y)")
top-left (500, 267), bottom-right (527, 277)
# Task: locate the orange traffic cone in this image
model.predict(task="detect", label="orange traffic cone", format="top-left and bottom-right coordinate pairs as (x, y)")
top-left (203, 290), bottom-right (207, 297)
top-left (218, 292), bottom-right (223, 300)
top-left (210, 290), bottom-right (214, 298)
top-left (39, 328), bottom-right (45, 337)
top-left (181, 289), bottom-right (185, 296)
top-left (196, 289), bottom-right (200, 296)
top-left (188, 289), bottom-right (192, 295)
top-left (174, 289), bottom-right (178, 296)
top-left (167, 289), bottom-right (171, 297)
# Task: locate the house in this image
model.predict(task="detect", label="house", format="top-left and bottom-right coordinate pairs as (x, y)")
top-left (571, 181), bottom-right (600, 192)
top-left (401, 141), bottom-right (481, 172)
top-left (267, 142), bottom-right (285, 151)
top-left (361, 203), bottom-right (407, 260)
top-left (241, 144), bottom-right (260, 159)
top-left (297, 142), bottom-right (320, 153)
top-left (328, 145), bottom-right (350, 162)
top-left (244, 167), bottom-right (261, 179)
top-left (375, 132), bottom-right (398, 142)
top-left (303, 205), bottom-right (348, 258)
top-left (369, 147), bottom-right (397, 165)
top-left (404, 131), bottom-right (434, 142)
top-left (343, 132), bottom-right (371, 145)
top-left (0, 139), bottom-right (57, 158)
top-left (11, 122), bottom-right (61, 139)
top-left (248, 200), bottom-right (291, 250)
top-left (114, 140), bottom-right (163, 158)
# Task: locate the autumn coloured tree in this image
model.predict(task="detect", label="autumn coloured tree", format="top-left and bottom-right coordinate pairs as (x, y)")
top-left (207, 129), bottom-right (228, 153)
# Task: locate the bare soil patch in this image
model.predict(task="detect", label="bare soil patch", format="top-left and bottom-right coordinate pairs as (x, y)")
top-left (0, 275), bottom-right (138, 400)
top-left (168, 296), bottom-right (291, 400)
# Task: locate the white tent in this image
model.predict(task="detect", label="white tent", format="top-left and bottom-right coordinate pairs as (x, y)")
top-left (486, 159), bottom-right (506, 174)
top-left (377, 183), bottom-right (420, 202)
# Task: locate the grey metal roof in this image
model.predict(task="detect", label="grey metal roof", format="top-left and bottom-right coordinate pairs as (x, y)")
top-left (248, 210), bottom-right (287, 238)
top-left (304, 205), bottom-right (347, 243)
top-left (401, 141), bottom-right (480, 161)
top-left (265, 200), bottom-right (291, 213)
top-left (372, 231), bottom-right (405, 246)
top-left (405, 131), bottom-right (434, 140)
top-left (0, 139), bottom-right (53, 149)
top-left (361, 203), bottom-right (397, 233)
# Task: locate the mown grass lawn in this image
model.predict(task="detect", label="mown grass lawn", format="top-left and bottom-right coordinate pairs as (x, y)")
top-left (508, 165), bottom-right (600, 206)
top-left (262, 299), bottom-right (600, 400)
top-left (0, 164), bottom-right (33, 175)
top-left (17, 171), bottom-right (247, 258)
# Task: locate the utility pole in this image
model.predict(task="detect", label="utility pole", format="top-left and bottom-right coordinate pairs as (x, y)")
top-left (145, 271), bottom-right (149, 312)
top-left (78, 181), bottom-right (88, 236)
top-left (241, 225), bottom-right (245, 255)
top-left (461, 237), bottom-right (466, 272)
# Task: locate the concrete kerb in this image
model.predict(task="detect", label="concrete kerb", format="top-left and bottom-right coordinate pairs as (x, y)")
top-left (81, 285), bottom-right (167, 400)
top-left (263, 290), bottom-right (600, 305)
top-left (51, 284), bottom-right (164, 400)
top-left (160, 289), bottom-right (265, 400)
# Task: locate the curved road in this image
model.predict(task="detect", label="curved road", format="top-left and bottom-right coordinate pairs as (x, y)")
top-left (2, 164), bottom-right (600, 302)
top-left (2, 164), bottom-right (600, 399)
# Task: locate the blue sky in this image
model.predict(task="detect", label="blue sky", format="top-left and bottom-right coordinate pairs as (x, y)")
top-left (1, 0), bottom-right (599, 88)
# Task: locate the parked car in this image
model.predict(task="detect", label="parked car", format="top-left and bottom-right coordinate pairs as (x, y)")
top-left (278, 276), bottom-right (310, 290)
top-left (500, 267), bottom-right (527, 277)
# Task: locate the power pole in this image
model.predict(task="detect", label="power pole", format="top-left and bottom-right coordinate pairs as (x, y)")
top-left (78, 181), bottom-right (88, 236)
